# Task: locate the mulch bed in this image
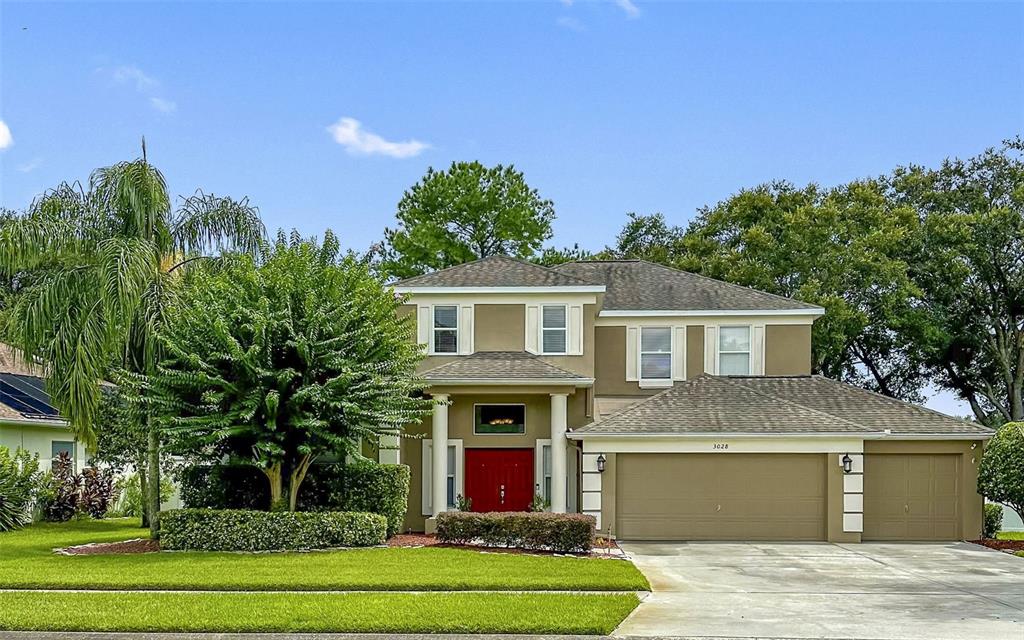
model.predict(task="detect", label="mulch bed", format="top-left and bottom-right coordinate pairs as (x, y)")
top-left (971, 538), bottom-right (1024, 553)
top-left (386, 533), bottom-right (624, 558)
top-left (57, 538), bottom-right (161, 555)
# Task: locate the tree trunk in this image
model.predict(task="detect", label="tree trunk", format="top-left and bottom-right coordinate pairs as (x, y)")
top-left (262, 462), bottom-right (284, 511)
top-left (147, 418), bottom-right (161, 539)
top-left (287, 454), bottom-right (314, 512)
top-left (137, 449), bottom-right (149, 528)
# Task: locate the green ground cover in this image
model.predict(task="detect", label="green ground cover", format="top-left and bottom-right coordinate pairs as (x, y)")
top-left (996, 531), bottom-right (1024, 541)
top-left (0, 520), bottom-right (648, 591)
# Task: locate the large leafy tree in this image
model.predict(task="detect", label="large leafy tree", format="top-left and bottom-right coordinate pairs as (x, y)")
top-left (0, 151), bottom-right (264, 536)
top-left (144, 231), bottom-right (432, 511)
top-left (891, 138), bottom-right (1024, 424)
top-left (978, 422), bottom-right (1024, 522)
top-left (377, 161), bottom-right (555, 279)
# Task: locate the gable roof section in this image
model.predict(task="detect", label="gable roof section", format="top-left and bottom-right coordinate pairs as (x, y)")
top-left (553, 260), bottom-right (823, 313)
top-left (392, 255), bottom-right (603, 291)
top-left (573, 374), bottom-right (992, 437)
top-left (0, 344), bottom-right (63, 423)
top-left (420, 351), bottom-right (593, 386)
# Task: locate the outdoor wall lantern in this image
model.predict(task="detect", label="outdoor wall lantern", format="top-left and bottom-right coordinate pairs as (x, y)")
top-left (841, 454), bottom-right (853, 474)
top-left (596, 454), bottom-right (606, 473)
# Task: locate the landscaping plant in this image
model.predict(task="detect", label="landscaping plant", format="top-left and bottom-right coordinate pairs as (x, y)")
top-left (0, 446), bottom-right (41, 531)
top-left (978, 422), bottom-right (1024, 522)
top-left (161, 509), bottom-right (387, 551)
top-left (436, 511), bottom-right (596, 553)
top-left (41, 452), bottom-right (80, 522)
top-left (146, 231), bottom-right (432, 511)
top-left (983, 503), bottom-right (1004, 539)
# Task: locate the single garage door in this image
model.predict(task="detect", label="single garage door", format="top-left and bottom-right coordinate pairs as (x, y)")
top-left (863, 454), bottom-right (960, 541)
top-left (616, 453), bottom-right (827, 540)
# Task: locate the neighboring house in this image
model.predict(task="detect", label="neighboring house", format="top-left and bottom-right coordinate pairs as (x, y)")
top-left (0, 344), bottom-right (87, 472)
top-left (387, 255), bottom-right (992, 542)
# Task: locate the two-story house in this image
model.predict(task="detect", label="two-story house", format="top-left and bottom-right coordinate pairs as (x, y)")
top-left (388, 255), bottom-right (991, 542)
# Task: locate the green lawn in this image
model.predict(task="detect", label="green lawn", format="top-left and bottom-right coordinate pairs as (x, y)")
top-left (0, 591), bottom-right (639, 634)
top-left (996, 531), bottom-right (1024, 541)
top-left (0, 519), bottom-right (649, 591)
top-left (0, 519), bottom-right (647, 634)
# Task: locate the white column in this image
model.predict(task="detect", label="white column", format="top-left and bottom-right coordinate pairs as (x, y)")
top-left (550, 393), bottom-right (568, 513)
top-left (431, 394), bottom-right (450, 517)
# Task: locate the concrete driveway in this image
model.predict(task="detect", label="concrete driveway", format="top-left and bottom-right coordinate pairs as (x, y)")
top-left (616, 541), bottom-right (1023, 640)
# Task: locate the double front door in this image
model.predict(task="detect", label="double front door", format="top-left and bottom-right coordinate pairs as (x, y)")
top-left (464, 448), bottom-right (534, 512)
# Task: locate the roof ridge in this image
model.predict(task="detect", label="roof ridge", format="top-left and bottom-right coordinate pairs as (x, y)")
top-left (395, 254), bottom-right (599, 287)
top-left (810, 375), bottom-right (987, 430)
top-left (719, 376), bottom-right (876, 433)
top-left (635, 260), bottom-right (823, 310)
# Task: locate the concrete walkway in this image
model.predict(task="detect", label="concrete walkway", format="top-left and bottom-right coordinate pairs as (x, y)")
top-left (616, 541), bottom-right (1024, 640)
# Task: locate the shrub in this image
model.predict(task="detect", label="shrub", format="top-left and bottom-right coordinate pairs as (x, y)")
top-left (0, 447), bottom-right (42, 531)
top-left (161, 509), bottom-right (387, 551)
top-left (436, 511), bottom-right (595, 553)
top-left (298, 462), bottom-right (410, 537)
top-left (978, 422), bottom-right (1024, 524)
top-left (109, 473), bottom-right (175, 518)
top-left (40, 452), bottom-right (80, 522)
top-left (983, 503), bottom-right (1004, 539)
top-left (178, 464), bottom-right (269, 510)
top-left (80, 467), bottom-right (115, 519)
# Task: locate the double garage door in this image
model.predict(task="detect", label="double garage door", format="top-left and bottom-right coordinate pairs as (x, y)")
top-left (615, 452), bottom-right (961, 541)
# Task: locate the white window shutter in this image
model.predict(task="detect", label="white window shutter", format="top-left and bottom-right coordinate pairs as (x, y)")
top-left (704, 326), bottom-right (717, 374)
top-left (625, 326), bottom-right (639, 381)
top-left (417, 306), bottom-right (430, 347)
top-left (568, 305), bottom-right (584, 355)
top-left (459, 305), bottom-right (474, 355)
top-left (421, 439), bottom-right (432, 515)
top-left (525, 305), bottom-right (540, 354)
top-left (751, 325), bottom-right (765, 375)
top-left (672, 326), bottom-right (686, 380)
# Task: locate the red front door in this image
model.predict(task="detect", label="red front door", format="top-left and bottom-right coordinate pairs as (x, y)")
top-left (465, 448), bottom-right (534, 512)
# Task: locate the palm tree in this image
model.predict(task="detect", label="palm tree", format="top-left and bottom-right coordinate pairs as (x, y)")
top-left (0, 145), bottom-right (264, 537)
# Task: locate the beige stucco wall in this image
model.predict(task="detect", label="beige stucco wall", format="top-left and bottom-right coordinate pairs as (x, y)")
top-left (686, 324), bottom-right (705, 378)
top-left (400, 388), bottom-right (585, 533)
top-left (594, 324), bottom-right (706, 397)
top-left (765, 325), bottom-right (812, 375)
top-left (474, 304), bottom-right (526, 351)
top-left (864, 439), bottom-right (985, 540)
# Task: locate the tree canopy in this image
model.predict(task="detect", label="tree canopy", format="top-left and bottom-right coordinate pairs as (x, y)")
top-left (978, 422), bottom-right (1024, 522)
top-left (377, 161), bottom-right (555, 279)
top-left (143, 231), bottom-right (432, 510)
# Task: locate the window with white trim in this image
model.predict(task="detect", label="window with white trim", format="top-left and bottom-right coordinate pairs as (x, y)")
top-left (446, 445), bottom-right (456, 509)
top-left (432, 305), bottom-right (458, 354)
top-left (540, 444), bottom-right (552, 504)
top-left (640, 327), bottom-right (672, 381)
top-left (541, 305), bottom-right (567, 354)
top-left (718, 326), bottom-right (751, 375)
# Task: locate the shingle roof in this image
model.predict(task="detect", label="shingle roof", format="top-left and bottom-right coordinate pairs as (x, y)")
top-left (421, 352), bottom-right (592, 384)
top-left (553, 260), bottom-right (822, 312)
top-left (393, 255), bottom-right (600, 289)
top-left (574, 375), bottom-right (992, 437)
top-left (0, 344), bottom-right (61, 423)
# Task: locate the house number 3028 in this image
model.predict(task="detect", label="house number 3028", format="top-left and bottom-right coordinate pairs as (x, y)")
top-left (712, 443), bottom-right (729, 450)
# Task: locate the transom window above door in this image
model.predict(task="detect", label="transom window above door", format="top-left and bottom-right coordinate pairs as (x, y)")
top-left (475, 404), bottom-right (526, 435)
top-left (640, 326), bottom-right (672, 382)
top-left (719, 326), bottom-right (751, 375)
top-left (541, 305), bottom-right (567, 354)
top-left (432, 305), bottom-right (459, 354)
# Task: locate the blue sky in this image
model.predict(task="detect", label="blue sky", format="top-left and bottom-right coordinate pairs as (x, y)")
top-left (1, 1), bottom-right (1022, 412)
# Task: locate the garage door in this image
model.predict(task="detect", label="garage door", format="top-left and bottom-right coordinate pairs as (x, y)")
top-left (616, 453), bottom-right (827, 540)
top-left (863, 454), bottom-right (960, 541)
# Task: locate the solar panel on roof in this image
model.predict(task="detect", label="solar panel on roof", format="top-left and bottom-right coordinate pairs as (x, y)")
top-left (0, 374), bottom-right (60, 418)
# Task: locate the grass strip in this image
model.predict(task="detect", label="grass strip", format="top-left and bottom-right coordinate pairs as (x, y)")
top-left (0, 590), bottom-right (639, 635)
top-left (996, 531), bottom-right (1024, 541)
top-left (0, 520), bottom-right (650, 592)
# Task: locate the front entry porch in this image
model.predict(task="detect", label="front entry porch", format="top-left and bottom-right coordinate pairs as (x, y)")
top-left (464, 448), bottom-right (534, 512)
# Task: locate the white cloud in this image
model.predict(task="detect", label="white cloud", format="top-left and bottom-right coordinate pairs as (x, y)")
top-left (0, 120), bottom-right (11, 149)
top-left (614, 0), bottom-right (640, 18)
top-left (110, 65), bottom-right (157, 91)
top-left (326, 117), bottom-right (429, 159)
top-left (556, 16), bottom-right (586, 31)
top-left (149, 97), bottom-right (177, 114)
top-left (17, 157), bottom-right (42, 173)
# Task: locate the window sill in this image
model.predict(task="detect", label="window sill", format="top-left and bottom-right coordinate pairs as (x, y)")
top-left (638, 379), bottom-right (673, 389)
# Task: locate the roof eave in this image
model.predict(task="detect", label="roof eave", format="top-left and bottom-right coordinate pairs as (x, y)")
top-left (425, 378), bottom-right (594, 387)
top-left (567, 430), bottom-right (879, 439)
top-left (598, 308), bottom-right (824, 317)
top-left (392, 285), bottom-right (606, 294)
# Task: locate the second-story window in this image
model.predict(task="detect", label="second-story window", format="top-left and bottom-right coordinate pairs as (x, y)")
top-left (541, 305), bottom-right (567, 354)
top-left (432, 305), bottom-right (459, 354)
top-left (718, 326), bottom-right (751, 375)
top-left (640, 327), bottom-right (672, 381)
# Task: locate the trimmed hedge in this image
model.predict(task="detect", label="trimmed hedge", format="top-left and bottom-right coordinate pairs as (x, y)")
top-left (161, 509), bottom-right (387, 551)
top-left (180, 462), bottom-right (410, 538)
top-left (436, 511), bottom-right (595, 554)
